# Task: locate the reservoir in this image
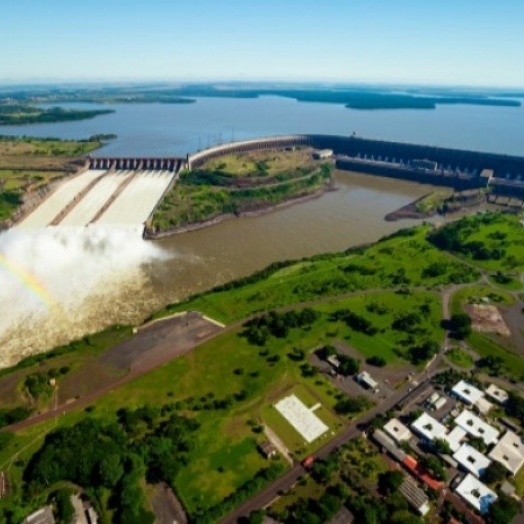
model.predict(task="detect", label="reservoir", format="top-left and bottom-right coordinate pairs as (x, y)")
top-left (0, 96), bottom-right (522, 364)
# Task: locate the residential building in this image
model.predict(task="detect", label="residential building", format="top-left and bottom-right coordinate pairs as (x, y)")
top-left (485, 384), bottom-right (509, 405)
top-left (383, 418), bottom-right (412, 443)
top-left (455, 474), bottom-right (497, 515)
top-left (488, 430), bottom-right (524, 476)
top-left (453, 443), bottom-right (492, 478)
top-left (411, 412), bottom-right (448, 442)
top-left (454, 410), bottom-right (500, 446)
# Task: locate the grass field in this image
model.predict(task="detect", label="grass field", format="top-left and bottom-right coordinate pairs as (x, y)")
top-left (450, 285), bottom-right (515, 316)
top-left (445, 348), bottom-right (475, 368)
top-left (203, 149), bottom-right (318, 178)
top-left (156, 226), bottom-right (475, 324)
top-left (261, 383), bottom-right (342, 459)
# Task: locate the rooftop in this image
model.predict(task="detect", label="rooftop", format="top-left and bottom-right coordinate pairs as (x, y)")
top-left (455, 473), bottom-right (497, 515)
top-left (488, 430), bottom-right (524, 476)
top-left (443, 426), bottom-right (468, 453)
top-left (453, 443), bottom-right (492, 478)
top-left (454, 409), bottom-right (500, 446)
top-left (399, 478), bottom-right (430, 516)
top-left (383, 418), bottom-right (412, 443)
top-left (411, 412), bottom-right (448, 442)
top-left (22, 507), bottom-right (55, 524)
top-left (451, 380), bottom-right (484, 405)
top-left (356, 371), bottom-right (378, 389)
top-left (485, 384), bottom-right (509, 405)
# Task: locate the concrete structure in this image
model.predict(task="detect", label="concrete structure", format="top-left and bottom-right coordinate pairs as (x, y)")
top-left (88, 157), bottom-right (182, 172)
top-left (372, 429), bottom-right (407, 463)
top-left (22, 507), bottom-right (55, 524)
top-left (356, 371), bottom-right (378, 390)
top-left (399, 478), bottom-right (430, 516)
top-left (443, 426), bottom-right (468, 453)
top-left (485, 384), bottom-right (509, 405)
top-left (451, 380), bottom-right (484, 406)
top-left (258, 441), bottom-right (277, 459)
top-left (488, 430), bottom-right (524, 476)
top-left (383, 418), bottom-right (412, 443)
top-left (274, 394), bottom-right (328, 443)
top-left (455, 474), bottom-right (497, 515)
top-left (453, 443), bottom-right (492, 478)
top-left (411, 413), bottom-right (448, 442)
top-left (455, 410), bottom-right (500, 446)
top-left (434, 396), bottom-right (448, 411)
top-left (312, 149), bottom-right (333, 160)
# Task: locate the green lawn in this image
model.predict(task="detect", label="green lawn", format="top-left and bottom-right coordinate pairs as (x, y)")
top-left (261, 383), bottom-right (342, 459)
top-left (445, 348), bottom-right (475, 368)
top-left (450, 285), bottom-right (515, 316)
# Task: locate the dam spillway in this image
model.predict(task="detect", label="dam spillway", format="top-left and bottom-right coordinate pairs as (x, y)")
top-left (18, 161), bottom-right (182, 230)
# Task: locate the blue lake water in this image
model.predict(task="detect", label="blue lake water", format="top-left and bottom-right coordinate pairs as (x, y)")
top-left (1, 96), bottom-right (523, 157)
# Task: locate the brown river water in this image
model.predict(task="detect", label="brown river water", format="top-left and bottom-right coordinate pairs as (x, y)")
top-left (1, 170), bottom-right (439, 367)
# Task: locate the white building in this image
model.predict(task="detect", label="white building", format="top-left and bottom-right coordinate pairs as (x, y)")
top-left (356, 371), bottom-right (378, 391)
top-left (451, 380), bottom-right (484, 406)
top-left (488, 430), bottom-right (524, 476)
top-left (384, 418), bottom-right (412, 443)
top-left (455, 410), bottom-right (500, 446)
top-left (453, 443), bottom-right (492, 478)
top-left (485, 384), bottom-right (509, 405)
top-left (411, 413), bottom-right (448, 442)
top-left (443, 426), bottom-right (467, 453)
top-left (455, 474), bottom-right (497, 515)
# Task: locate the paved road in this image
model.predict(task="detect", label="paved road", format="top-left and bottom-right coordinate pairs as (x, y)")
top-left (220, 356), bottom-right (444, 523)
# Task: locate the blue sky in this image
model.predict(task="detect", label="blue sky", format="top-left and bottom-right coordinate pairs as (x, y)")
top-left (1, 0), bottom-right (523, 87)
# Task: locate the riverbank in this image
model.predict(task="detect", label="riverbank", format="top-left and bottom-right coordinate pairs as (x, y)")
top-left (144, 184), bottom-right (333, 238)
top-left (385, 189), bottom-right (492, 221)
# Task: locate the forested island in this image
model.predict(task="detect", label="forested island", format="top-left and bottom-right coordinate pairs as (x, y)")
top-left (1, 83), bottom-right (521, 111)
top-left (0, 103), bottom-right (113, 125)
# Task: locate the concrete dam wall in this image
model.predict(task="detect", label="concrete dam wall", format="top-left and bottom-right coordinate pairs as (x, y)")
top-left (188, 134), bottom-right (524, 196)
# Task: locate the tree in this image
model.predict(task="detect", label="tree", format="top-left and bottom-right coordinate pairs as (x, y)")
top-left (52, 488), bottom-right (75, 524)
top-left (98, 453), bottom-right (124, 488)
top-left (482, 461), bottom-right (507, 484)
top-left (448, 313), bottom-right (472, 339)
top-left (246, 510), bottom-right (265, 524)
top-left (433, 438), bottom-right (452, 455)
top-left (366, 356), bottom-right (386, 367)
top-left (378, 470), bottom-right (404, 495)
top-left (338, 354), bottom-right (360, 376)
top-left (487, 492), bottom-right (519, 524)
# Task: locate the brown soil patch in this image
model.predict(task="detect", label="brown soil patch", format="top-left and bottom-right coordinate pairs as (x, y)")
top-left (466, 304), bottom-right (511, 336)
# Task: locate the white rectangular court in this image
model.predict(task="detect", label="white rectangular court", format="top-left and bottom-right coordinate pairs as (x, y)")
top-left (275, 394), bottom-right (329, 444)
top-left (18, 169), bottom-right (106, 228)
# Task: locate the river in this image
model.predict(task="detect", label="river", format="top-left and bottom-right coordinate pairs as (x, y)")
top-left (0, 96), bottom-right (522, 365)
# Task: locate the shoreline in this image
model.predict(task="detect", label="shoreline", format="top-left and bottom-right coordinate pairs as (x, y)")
top-left (144, 184), bottom-right (333, 239)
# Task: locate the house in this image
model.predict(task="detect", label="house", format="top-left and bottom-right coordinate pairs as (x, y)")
top-left (258, 441), bottom-right (277, 459)
top-left (22, 507), bottom-right (55, 524)
top-left (451, 380), bottom-right (484, 406)
top-left (443, 426), bottom-right (468, 453)
top-left (485, 384), bottom-right (509, 405)
top-left (454, 410), bottom-right (500, 446)
top-left (453, 443), bottom-right (492, 478)
top-left (356, 371), bottom-right (379, 391)
top-left (411, 412), bottom-right (448, 443)
top-left (488, 430), bottom-right (524, 476)
top-left (399, 477), bottom-right (430, 516)
top-left (313, 149), bottom-right (333, 160)
top-left (383, 418), bottom-right (412, 443)
top-left (327, 354), bottom-right (341, 370)
top-left (372, 429), bottom-right (407, 463)
top-left (455, 474), bottom-right (497, 515)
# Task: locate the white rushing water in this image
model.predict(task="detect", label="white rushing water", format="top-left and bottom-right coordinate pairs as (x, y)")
top-left (0, 226), bottom-right (167, 368)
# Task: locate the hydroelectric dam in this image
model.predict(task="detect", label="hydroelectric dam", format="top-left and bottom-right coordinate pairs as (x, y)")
top-left (15, 134), bottom-right (524, 233)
